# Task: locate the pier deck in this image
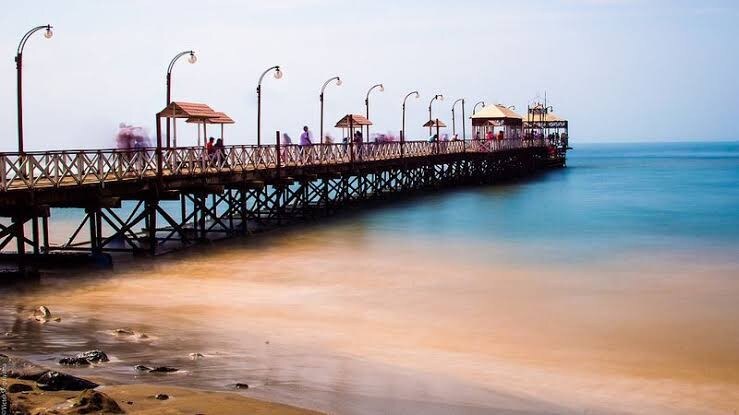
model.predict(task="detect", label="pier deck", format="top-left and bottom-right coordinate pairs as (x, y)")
top-left (0, 138), bottom-right (565, 272)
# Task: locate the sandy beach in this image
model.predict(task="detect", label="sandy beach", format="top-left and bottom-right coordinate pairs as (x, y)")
top-left (1, 356), bottom-right (322, 415)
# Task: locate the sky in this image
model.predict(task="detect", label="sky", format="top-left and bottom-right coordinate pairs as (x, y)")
top-left (0, 0), bottom-right (737, 151)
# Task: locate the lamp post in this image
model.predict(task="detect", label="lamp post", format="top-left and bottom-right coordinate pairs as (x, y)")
top-left (472, 101), bottom-right (485, 141)
top-left (166, 50), bottom-right (197, 147)
top-left (401, 91), bottom-right (419, 144)
top-left (451, 98), bottom-right (464, 137)
top-left (364, 83), bottom-right (383, 143)
top-left (320, 76), bottom-right (342, 144)
top-left (257, 65), bottom-right (283, 146)
top-left (428, 94), bottom-right (443, 136)
top-left (16, 24), bottom-right (53, 155)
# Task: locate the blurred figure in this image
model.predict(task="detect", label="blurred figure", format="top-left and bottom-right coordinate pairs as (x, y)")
top-left (300, 126), bottom-right (313, 145)
top-left (214, 138), bottom-right (225, 165)
top-left (282, 133), bottom-right (292, 145)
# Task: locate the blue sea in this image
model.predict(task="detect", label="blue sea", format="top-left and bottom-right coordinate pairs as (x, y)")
top-left (356, 141), bottom-right (739, 265)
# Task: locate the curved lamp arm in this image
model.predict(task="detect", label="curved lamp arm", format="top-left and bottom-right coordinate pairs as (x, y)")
top-left (365, 83), bottom-right (384, 103)
top-left (258, 65), bottom-right (282, 87)
top-left (428, 94), bottom-right (443, 111)
top-left (17, 25), bottom-right (53, 56)
top-left (473, 101), bottom-right (485, 114)
top-left (167, 50), bottom-right (196, 75)
top-left (321, 76), bottom-right (342, 94)
top-left (403, 91), bottom-right (420, 106)
top-left (452, 98), bottom-right (464, 111)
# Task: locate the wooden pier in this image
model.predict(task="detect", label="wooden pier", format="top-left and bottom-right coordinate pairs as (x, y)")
top-left (0, 137), bottom-right (566, 273)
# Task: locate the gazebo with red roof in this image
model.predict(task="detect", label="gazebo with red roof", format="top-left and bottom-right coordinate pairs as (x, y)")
top-left (156, 101), bottom-right (219, 148)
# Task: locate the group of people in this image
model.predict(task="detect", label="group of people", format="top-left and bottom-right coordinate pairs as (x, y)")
top-left (205, 136), bottom-right (225, 164)
top-left (474, 130), bottom-right (507, 141)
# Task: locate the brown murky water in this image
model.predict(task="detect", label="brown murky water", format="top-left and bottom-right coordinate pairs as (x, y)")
top-left (2, 223), bottom-right (738, 414)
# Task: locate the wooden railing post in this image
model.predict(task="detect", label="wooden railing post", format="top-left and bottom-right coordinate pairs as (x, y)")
top-left (349, 114), bottom-right (355, 164)
top-left (276, 130), bottom-right (281, 176)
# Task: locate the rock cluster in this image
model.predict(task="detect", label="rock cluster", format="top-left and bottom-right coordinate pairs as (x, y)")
top-left (59, 350), bottom-right (110, 366)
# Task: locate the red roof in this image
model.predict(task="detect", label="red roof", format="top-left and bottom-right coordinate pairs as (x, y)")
top-left (185, 111), bottom-right (235, 124)
top-left (157, 102), bottom-right (217, 119)
top-left (423, 119), bottom-right (447, 128)
top-left (335, 114), bottom-right (373, 128)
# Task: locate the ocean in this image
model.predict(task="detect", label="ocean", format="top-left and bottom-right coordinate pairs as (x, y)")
top-left (1, 141), bottom-right (738, 414)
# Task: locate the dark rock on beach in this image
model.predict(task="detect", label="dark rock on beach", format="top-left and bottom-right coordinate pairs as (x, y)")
top-left (66, 389), bottom-right (124, 414)
top-left (36, 371), bottom-right (99, 391)
top-left (7, 383), bottom-right (33, 393)
top-left (154, 393), bottom-right (169, 400)
top-left (234, 383), bottom-right (249, 390)
top-left (59, 350), bottom-right (109, 366)
top-left (134, 365), bottom-right (179, 373)
top-left (58, 357), bottom-right (91, 366)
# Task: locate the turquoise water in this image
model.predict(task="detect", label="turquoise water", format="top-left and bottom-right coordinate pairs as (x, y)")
top-left (357, 141), bottom-right (739, 264)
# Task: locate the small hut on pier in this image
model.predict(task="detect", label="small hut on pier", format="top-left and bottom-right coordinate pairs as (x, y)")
top-left (335, 114), bottom-right (372, 144)
top-left (186, 111), bottom-right (235, 146)
top-left (470, 104), bottom-right (523, 140)
top-left (156, 102), bottom-right (219, 148)
top-left (523, 104), bottom-right (568, 146)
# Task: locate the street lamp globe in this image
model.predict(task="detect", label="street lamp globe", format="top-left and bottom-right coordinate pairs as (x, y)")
top-left (379, 84), bottom-right (385, 92)
top-left (336, 78), bottom-right (342, 86)
top-left (188, 52), bottom-right (197, 64)
top-left (438, 94), bottom-right (444, 101)
top-left (44, 26), bottom-right (53, 39)
top-left (274, 68), bottom-right (283, 79)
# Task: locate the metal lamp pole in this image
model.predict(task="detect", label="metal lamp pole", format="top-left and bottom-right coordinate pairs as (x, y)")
top-left (451, 98), bottom-right (463, 137)
top-left (364, 83), bottom-right (384, 143)
top-left (402, 91), bottom-right (419, 144)
top-left (472, 101), bottom-right (484, 140)
top-left (166, 50), bottom-right (197, 147)
top-left (16, 24), bottom-right (53, 155)
top-left (320, 76), bottom-right (342, 144)
top-left (428, 94), bottom-right (443, 136)
top-left (257, 65), bottom-right (283, 146)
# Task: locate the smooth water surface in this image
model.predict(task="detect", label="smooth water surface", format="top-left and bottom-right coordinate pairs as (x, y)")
top-left (2, 142), bottom-right (738, 414)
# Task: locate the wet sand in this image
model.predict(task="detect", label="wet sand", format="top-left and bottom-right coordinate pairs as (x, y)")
top-left (2, 226), bottom-right (738, 414)
top-left (4, 378), bottom-right (322, 415)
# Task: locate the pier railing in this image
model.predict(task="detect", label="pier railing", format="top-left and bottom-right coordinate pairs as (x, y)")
top-left (0, 138), bottom-right (548, 191)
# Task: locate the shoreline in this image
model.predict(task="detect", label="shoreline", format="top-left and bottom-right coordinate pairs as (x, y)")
top-left (1, 354), bottom-right (323, 415)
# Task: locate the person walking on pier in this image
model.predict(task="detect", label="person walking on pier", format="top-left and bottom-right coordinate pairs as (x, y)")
top-left (300, 126), bottom-right (312, 146)
top-left (300, 126), bottom-right (313, 163)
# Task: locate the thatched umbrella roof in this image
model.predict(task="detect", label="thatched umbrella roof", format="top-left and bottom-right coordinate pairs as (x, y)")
top-left (157, 101), bottom-right (217, 119)
top-left (185, 111), bottom-right (235, 124)
top-left (335, 114), bottom-right (372, 128)
top-left (423, 119), bottom-right (447, 128)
